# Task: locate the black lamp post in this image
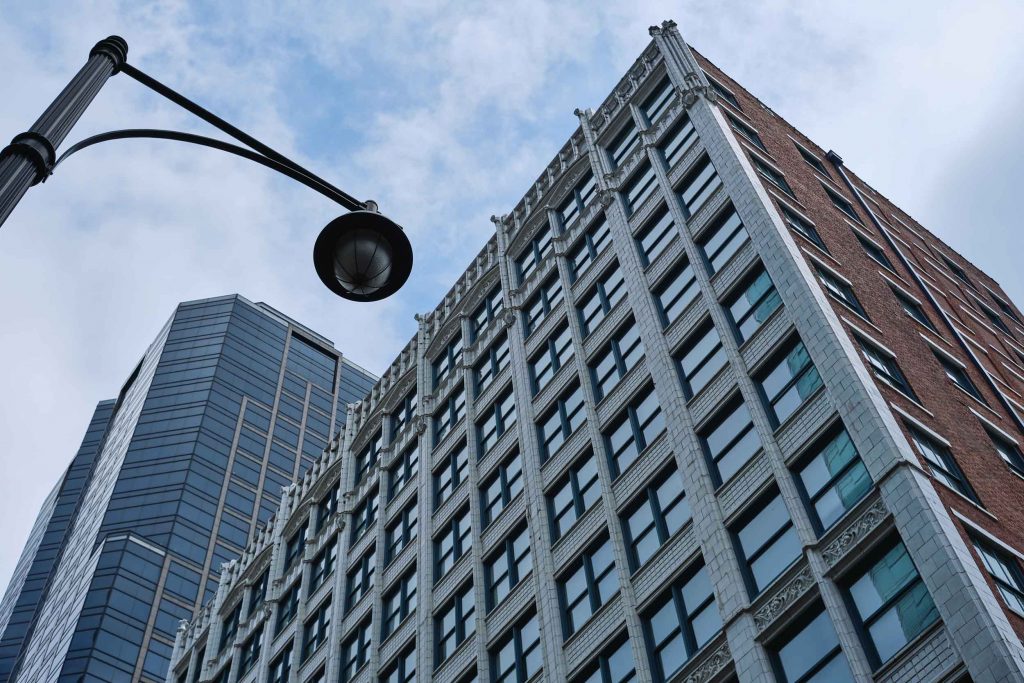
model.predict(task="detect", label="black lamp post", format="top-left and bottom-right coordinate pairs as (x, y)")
top-left (0, 36), bottom-right (412, 302)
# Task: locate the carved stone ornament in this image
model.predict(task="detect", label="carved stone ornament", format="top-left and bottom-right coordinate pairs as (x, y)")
top-left (598, 187), bottom-right (617, 208)
top-left (414, 415), bottom-right (429, 435)
top-left (501, 309), bottom-right (518, 329)
top-left (679, 639), bottom-right (732, 683)
top-left (822, 498), bottom-right (889, 567)
top-left (678, 72), bottom-right (716, 110)
top-left (753, 566), bottom-right (815, 632)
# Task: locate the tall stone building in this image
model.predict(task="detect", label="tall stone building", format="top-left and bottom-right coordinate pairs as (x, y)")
top-left (168, 21), bottom-right (1024, 683)
top-left (0, 295), bottom-right (377, 682)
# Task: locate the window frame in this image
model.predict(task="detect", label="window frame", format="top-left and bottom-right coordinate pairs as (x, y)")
top-left (557, 534), bottom-right (620, 637)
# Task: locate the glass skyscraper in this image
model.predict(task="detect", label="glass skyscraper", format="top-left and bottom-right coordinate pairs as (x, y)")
top-left (0, 294), bottom-right (375, 683)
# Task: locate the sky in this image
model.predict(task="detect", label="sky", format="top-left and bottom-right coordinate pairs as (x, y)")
top-left (1, 0), bottom-right (1022, 593)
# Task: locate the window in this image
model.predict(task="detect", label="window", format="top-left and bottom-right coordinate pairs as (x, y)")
top-left (707, 76), bottom-right (740, 109)
top-left (276, 582), bottom-right (300, 633)
top-left (382, 570), bottom-right (417, 638)
top-left (698, 206), bottom-right (748, 274)
top-left (474, 334), bottom-right (511, 396)
top-left (642, 76), bottom-right (675, 124)
top-left (339, 619), bottom-right (371, 682)
top-left (485, 524), bottom-right (533, 611)
top-left (643, 562), bottom-right (722, 682)
top-left (568, 215), bottom-right (612, 282)
top-left (857, 339), bottom-right (917, 400)
top-left (816, 267), bottom-right (867, 317)
top-left (559, 535), bottom-right (619, 636)
top-left (578, 263), bottom-right (627, 336)
top-left (779, 205), bottom-right (827, 251)
top-left (624, 163), bottom-right (659, 216)
top-left (477, 389), bottom-right (517, 456)
top-left (891, 287), bottom-right (936, 331)
top-left (933, 350), bottom-right (984, 401)
top-left (726, 267), bottom-right (782, 342)
top-left (676, 321), bottom-right (727, 399)
top-left (547, 450), bottom-right (602, 540)
top-left (856, 234), bottom-right (895, 271)
top-left (590, 320), bottom-right (644, 401)
top-left (353, 430), bottom-right (383, 487)
top-left (636, 208), bottom-right (676, 267)
top-left (796, 145), bottom-right (830, 177)
top-left (436, 582), bottom-right (476, 663)
top-left (248, 569), bottom-right (269, 617)
top-left (284, 523), bottom-right (308, 573)
top-left (350, 490), bottom-right (378, 544)
top-left (434, 440), bottom-right (469, 509)
top-left (823, 186), bottom-right (862, 224)
top-left (530, 323), bottom-right (575, 395)
top-left (301, 597), bottom-right (331, 660)
top-left (309, 538), bottom-right (337, 593)
top-left (391, 388), bottom-right (417, 433)
top-left (384, 500), bottom-right (417, 564)
top-left (433, 334), bottom-right (464, 388)
top-left (558, 171), bottom-right (598, 230)
top-left (381, 646), bottom-right (416, 683)
top-left (732, 490), bottom-right (800, 595)
top-left (621, 465), bottom-right (691, 570)
top-left (701, 397), bottom-right (762, 486)
top-left (345, 546), bottom-right (376, 609)
top-left (268, 641), bottom-right (292, 683)
top-left (572, 635), bottom-right (636, 683)
top-left (752, 157), bottom-right (796, 198)
top-left (906, 425), bottom-right (977, 501)
top-left (677, 156), bottom-right (722, 217)
top-left (942, 255), bottom-right (973, 288)
top-left (219, 602), bottom-right (241, 652)
top-left (756, 338), bottom-right (823, 426)
top-left (607, 121), bottom-right (640, 169)
top-left (211, 665), bottom-right (231, 683)
top-left (605, 386), bottom-right (666, 477)
top-left (515, 222), bottom-right (556, 284)
top-left (481, 451), bottom-right (525, 527)
top-left (490, 611), bottom-right (542, 683)
top-left (314, 483), bottom-right (339, 532)
top-left (537, 382), bottom-right (587, 461)
top-left (435, 505), bottom-right (472, 580)
top-left (771, 605), bottom-right (854, 683)
top-left (387, 444), bottom-right (419, 502)
top-left (844, 540), bottom-right (938, 665)
top-left (727, 113), bottom-right (766, 152)
top-left (653, 260), bottom-right (700, 327)
top-left (471, 285), bottom-right (505, 341)
top-left (522, 275), bottom-right (565, 336)
top-left (433, 384), bottom-right (467, 444)
top-left (991, 294), bottom-right (1021, 324)
top-left (972, 536), bottom-right (1024, 615)
top-left (978, 301), bottom-right (1012, 335)
top-left (794, 427), bottom-right (871, 532)
top-left (660, 116), bottom-right (697, 168)
top-left (986, 427), bottom-right (1024, 475)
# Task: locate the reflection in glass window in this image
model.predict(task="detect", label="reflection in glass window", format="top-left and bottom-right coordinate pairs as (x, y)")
top-left (845, 540), bottom-right (938, 665)
top-left (794, 428), bottom-right (871, 532)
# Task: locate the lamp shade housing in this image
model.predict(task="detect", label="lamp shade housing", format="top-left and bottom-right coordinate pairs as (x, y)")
top-left (313, 211), bottom-right (413, 302)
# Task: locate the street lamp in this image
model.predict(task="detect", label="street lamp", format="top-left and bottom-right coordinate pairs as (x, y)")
top-left (0, 36), bottom-right (412, 302)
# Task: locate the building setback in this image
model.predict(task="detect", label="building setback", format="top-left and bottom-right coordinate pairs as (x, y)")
top-left (0, 294), bottom-right (376, 683)
top-left (168, 21), bottom-right (1024, 683)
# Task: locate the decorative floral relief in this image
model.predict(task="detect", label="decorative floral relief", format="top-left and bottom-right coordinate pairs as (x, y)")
top-left (754, 566), bottom-right (815, 631)
top-left (680, 639), bottom-right (732, 683)
top-left (821, 498), bottom-right (889, 567)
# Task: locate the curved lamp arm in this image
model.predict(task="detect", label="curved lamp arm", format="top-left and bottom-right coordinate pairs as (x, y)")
top-left (51, 128), bottom-right (357, 210)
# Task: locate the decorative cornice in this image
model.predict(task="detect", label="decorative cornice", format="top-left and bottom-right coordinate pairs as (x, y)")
top-left (753, 565), bottom-right (815, 632)
top-left (679, 639), bottom-right (731, 683)
top-left (821, 497), bottom-right (889, 567)
top-left (679, 72), bottom-right (716, 109)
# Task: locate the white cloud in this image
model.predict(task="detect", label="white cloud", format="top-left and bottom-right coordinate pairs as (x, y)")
top-left (1, 0), bottom-right (1021, 595)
